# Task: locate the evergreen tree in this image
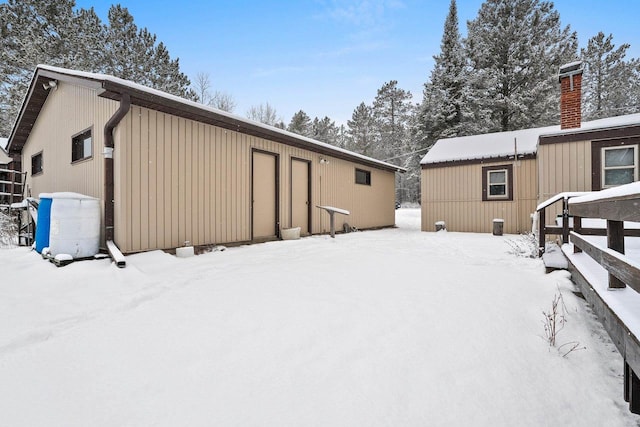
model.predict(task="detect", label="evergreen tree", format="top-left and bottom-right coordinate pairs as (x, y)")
top-left (347, 102), bottom-right (376, 156)
top-left (419, 0), bottom-right (466, 147)
top-left (68, 7), bottom-right (108, 72)
top-left (312, 116), bottom-right (338, 144)
top-left (0, 0), bottom-right (79, 135)
top-left (372, 80), bottom-right (415, 203)
top-left (465, 0), bottom-right (577, 132)
top-left (0, 1), bottom-right (196, 136)
top-left (104, 5), bottom-right (196, 100)
top-left (287, 110), bottom-right (313, 137)
top-left (581, 32), bottom-right (640, 120)
top-left (334, 124), bottom-right (350, 149)
top-left (372, 80), bottom-right (414, 161)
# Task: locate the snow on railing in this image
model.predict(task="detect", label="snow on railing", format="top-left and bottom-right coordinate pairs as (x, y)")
top-left (566, 182), bottom-right (640, 414)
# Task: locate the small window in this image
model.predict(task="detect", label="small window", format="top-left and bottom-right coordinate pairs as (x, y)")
top-left (602, 145), bottom-right (637, 188)
top-left (355, 168), bottom-right (371, 185)
top-left (72, 128), bottom-right (92, 162)
top-left (482, 164), bottom-right (513, 201)
top-left (488, 169), bottom-right (507, 197)
top-left (32, 152), bottom-right (43, 176)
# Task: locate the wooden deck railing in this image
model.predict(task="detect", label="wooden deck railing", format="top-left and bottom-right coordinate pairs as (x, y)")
top-left (569, 192), bottom-right (640, 290)
top-left (536, 192), bottom-right (640, 256)
top-left (0, 168), bottom-right (26, 206)
top-left (568, 187), bottom-right (640, 414)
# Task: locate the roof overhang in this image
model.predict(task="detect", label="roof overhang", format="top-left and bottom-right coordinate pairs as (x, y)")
top-left (7, 66), bottom-right (406, 174)
top-left (539, 123), bottom-right (640, 145)
top-left (421, 152), bottom-right (536, 169)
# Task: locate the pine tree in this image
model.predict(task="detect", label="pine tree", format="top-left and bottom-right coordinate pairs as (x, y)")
top-left (347, 102), bottom-right (376, 156)
top-left (312, 116), bottom-right (338, 144)
top-left (419, 0), bottom-right (466, 147)
top-left (581, 32), bottom-right (640, 120)
top-left (372, 80), bottom-right (415, 203)
top-left (287, 110), bottom-right (313, 137)
top-left (0, 1), bottom-right (195, 136)
top-left (372, 80), bottom-right (414, 161)
top-left (465, 0), bottom-right (577, 132)
top-left (334, 124), bottom-right (350, 149)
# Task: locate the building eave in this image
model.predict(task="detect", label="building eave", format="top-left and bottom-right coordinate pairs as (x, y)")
top-left (421, 153), bottom-right (536, 169)
top-left (7, 65), bottom-right (406, 174)
top-left (539, 124), bottom-right (640, 145)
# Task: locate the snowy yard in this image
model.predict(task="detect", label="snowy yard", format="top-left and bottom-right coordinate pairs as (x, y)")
top-left (1, 208), bottom-right (639, 426)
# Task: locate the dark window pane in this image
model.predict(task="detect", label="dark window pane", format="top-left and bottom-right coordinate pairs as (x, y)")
top-left (604, 168), bottom-right (634, 186)
top-left (489, 184), bottom-right (506, 196)
top-left (72, 129), bottom-right (92, 162)
top-left (31, 153), bottom-right (43, 175)
top-left (355, 169), bottom-right (371, 185)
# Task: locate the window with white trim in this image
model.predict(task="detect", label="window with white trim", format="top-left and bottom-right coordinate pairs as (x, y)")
top-left (487, 169), bottom-right (508, 198)
top-left (602, 145), bottom-right (638, 188)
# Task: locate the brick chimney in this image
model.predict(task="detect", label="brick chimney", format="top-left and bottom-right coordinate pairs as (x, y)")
top-left (558, 61), bottom-right (583, 129)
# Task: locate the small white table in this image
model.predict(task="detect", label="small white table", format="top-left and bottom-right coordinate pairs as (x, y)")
top-left (316, 205), bottom-right (350, 238)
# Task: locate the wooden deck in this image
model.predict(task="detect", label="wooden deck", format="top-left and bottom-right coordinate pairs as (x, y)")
top-left (563, 185), bottom-right (640, 414)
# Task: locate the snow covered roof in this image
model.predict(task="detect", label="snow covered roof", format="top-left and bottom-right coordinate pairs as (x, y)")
top-left (421, 113), bottom-right (640, 166)
top-left (420, 125), bottom-right (557, 165)
top-left (7, 65), bottom-right (405, 174)
top-left (539, 113), bottom-right (640, 139)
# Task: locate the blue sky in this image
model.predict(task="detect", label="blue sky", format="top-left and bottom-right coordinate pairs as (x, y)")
top-left (74, 0), bottom-right (640, 126)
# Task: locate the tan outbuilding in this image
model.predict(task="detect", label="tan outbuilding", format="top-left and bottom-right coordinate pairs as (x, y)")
top-left (6, 65), bottom-right (404, 254)
top-left (421, 61), bottom-right (640, 235)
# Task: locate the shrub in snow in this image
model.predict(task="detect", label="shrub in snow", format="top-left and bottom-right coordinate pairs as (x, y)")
top-left (0, 210), bottom-right (18, 247)
top-left (542, 291), bottom-right (566, 347)
top-left (542, 289), bottom-right (586, 357)
top-left (505, 233), bottom-right (538, 258)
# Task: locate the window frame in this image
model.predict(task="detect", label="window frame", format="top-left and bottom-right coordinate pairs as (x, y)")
top-left (591, 138), bottom-right (640, 191)
top-left (482, 164), bottom-right (513, 201)
top-left (71, 127), bottom-right (93, 164)
top-left (601, 145), bottom-right (638, 189)
top-left (355, 168), bottom-right (371, 186)
top-left (31, 151), bottom-right (43, 176)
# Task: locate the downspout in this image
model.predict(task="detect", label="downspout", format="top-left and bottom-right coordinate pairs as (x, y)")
top-left (103, 93), bottom-right (130, 267)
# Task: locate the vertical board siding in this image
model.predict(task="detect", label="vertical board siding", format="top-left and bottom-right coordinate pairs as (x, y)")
top-left (20, 82), bottom-right (119, 246)
top-left (117, 106), bottom-right (396, 253)
top-left (421, 158), bottom-right (537, 234)
top-left (21, 83), bottom-right (118, 200)
top-left (537, 140), bottom-right (592, 223)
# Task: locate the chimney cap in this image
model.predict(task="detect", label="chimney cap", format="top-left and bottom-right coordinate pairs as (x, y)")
top-left (559, 61), bottom-right (583, 81)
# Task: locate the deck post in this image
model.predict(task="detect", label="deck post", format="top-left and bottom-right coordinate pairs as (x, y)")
top-left (10, 170), bottom-right (15, 205)
top-left (562, 196), bottom-right (570, 244)
top-left (573, 216), bottom-right (582, 253)
top-left (607, 220), bottom-right (626, 289)
top-left (538, 208), bottom-right (546, 256)
top-left (625, 361), bottom-right (640, 414)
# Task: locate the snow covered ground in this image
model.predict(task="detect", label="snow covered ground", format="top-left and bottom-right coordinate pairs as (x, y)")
top-left (1, 208), bottom-right (639, 426)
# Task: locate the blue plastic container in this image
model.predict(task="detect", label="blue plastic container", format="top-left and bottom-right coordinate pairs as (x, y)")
top-left (35, 196), bottom-right (52, 253)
